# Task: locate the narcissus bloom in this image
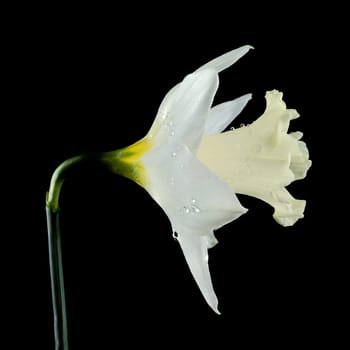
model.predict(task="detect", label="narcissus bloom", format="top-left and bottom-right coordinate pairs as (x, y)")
top-left (104, 45), bottom-right (311, 314)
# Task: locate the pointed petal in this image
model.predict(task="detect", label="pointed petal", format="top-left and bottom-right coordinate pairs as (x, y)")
top-left (149, 45), bottom-right (253, 139)
top-left (197, 90), bottom-right (311, 226)
top-left (170, 69), bottom-right (218, 149)
top-left (140, 142), bottom-right (246, 310)
top-left (177, 230), bottom-right (220, 314)
top-left (196, 45), bottom-right (254, 73)
top-left (149, 69), bottom-right (219, 151)
top-left (204, 94), bottom-right (252, 135)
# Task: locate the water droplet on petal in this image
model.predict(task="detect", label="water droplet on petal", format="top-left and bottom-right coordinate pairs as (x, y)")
top-left (183, 206), bottom-right (190, 214)
top-left (191, 198), bottom-right (197, 204)
top-left (172, 232), bottom-right (178, 239)
top-left (171, 152), bottom-right (177, 157)
top-left (240, 123), bottom-right (250, 128)
top-left (190, 205), bottom-right (201, 213)
top-left (170, 130), bottom-right (175, 136)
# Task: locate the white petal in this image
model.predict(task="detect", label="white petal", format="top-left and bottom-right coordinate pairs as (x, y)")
top-left (141, 141), bottom-right (246, 311)
top-left (149, 45), bottom-right (253, 139)
top-left (149, 69), bottom-right (219, 151)
top-left (169, 70), bottom-right (218, 149)
top-left (204, 94), bottom-right (252, 135)
top-left (195, 45), bottom-right (254, 73)
top-left (154, 85), bottom-right (177, 123)
top-left (177, 230), bottom-right (220, 314)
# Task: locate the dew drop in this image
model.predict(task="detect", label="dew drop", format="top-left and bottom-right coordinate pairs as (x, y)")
top-left (172, 232), bottom-right (178, 239)
top-left (190, 205), bottom-right (201, 213)
top-left (171, 152), bottom-right (177, 157)
top-left (240, 123), bottom-right (250, 128)
top-left (183, 206), bottom-right (190, 214)
top-left (191, 198), bottom-right (197, 204)
top-left (170, 130), bottom-right (175, 136)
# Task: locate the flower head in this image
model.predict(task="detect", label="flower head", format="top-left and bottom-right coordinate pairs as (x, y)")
top-left (105, 46), bottom-right (311, 314)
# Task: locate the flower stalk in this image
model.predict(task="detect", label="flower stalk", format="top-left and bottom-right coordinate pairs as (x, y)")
top-left (46, 153), bottom-right (105, 349)
top-left (46, 151), bottom-right (130, 348)
top-left (46, 154), bottom-right (93, 350)
top-left (46, 207), bottom-right (68, 350)
top-left (47, 154), bottom-right (91, 212)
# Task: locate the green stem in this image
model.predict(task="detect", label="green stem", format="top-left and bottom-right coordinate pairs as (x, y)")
top-left (46, 153), bottom-right (104, 349)
top-left (47, 155), bottom-right (87, 212)
top-left (45, 149), bottom-right (129, 349)
top-left (46, 207), bottom-right (68, 350)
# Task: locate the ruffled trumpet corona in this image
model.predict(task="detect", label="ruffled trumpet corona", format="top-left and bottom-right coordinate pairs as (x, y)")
top-left (101, 45), bottom-right (311, 313)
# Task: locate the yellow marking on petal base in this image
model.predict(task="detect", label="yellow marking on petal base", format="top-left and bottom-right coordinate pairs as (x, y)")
top-left (119, 138), bottom-right (151, 162)
top-left (103, 137), bottom-right (152, 187)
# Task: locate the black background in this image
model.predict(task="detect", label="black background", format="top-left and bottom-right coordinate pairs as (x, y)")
top-left (7, 3), bottom-right (343, 349)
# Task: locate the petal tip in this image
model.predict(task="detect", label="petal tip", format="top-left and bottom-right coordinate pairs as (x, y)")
top-left (207, 296), bottom-right (221, 315)
top-left (213, 305), bottom-right (221, 315)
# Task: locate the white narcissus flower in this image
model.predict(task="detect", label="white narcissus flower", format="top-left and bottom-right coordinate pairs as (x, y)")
top-left (104, 45), bottom-right (311, 314)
